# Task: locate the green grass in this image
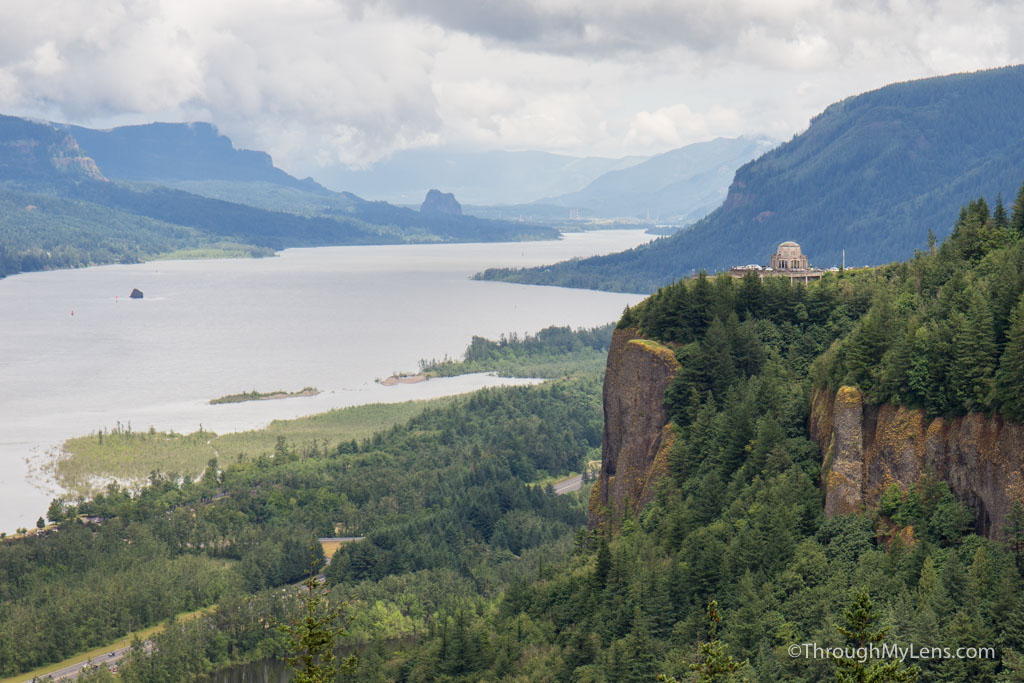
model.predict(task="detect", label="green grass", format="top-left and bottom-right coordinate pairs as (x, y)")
top-left (55, 397), bottom-right (460, 496)
top-left (211, 396), bottom-right (459, 462)
top-left (151, 243), bottom-right (274, 260)
top-left (55, 427), bottom-right (218, 495)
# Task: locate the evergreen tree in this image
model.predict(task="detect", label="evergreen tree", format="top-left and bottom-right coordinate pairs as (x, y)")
top-left (702, 316), bottom-right (737, 401)
top-left (834, 590), bottom-right (920, 682)
top-left (277, 557), bottom-right (356, 683)
top-left (685, 600), bottom-right (747, 683)
top-left (995, 297), bottom-right (1024, 421)
top-left (593, 535), bottom-right (612, 592)
top-left (948, 290), bottom-right (997, 413)
top-left (994, 194), bottom-right (1009, 230)
top-left (1011, 180), bottom-right (1024, 237)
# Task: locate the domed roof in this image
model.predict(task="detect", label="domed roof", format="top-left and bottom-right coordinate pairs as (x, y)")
top-left (779, 241), bottom-right (799, 248)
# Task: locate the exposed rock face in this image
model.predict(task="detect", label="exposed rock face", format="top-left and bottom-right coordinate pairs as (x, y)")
top-left (419, 189), bottom-right (462, 215)
top-left (810, 386), bottom-right (1024, 537)
top-left (0, 115), bottom-right (106, 182)
top-left (129, 288), bottom-right (144, 299)
top-left (589, 328), bottom-right (680, 529)
top-left (49, 134), bottom-right (105, 180)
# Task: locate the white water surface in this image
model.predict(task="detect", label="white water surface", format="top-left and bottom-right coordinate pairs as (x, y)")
top-left (0, 230), bottom-right (654, 532)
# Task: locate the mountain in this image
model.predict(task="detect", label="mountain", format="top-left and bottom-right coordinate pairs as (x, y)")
top-left (307, 148), bottom-right (647, 205)
top-left (65, 122), bottom-right (325, 192)
top-left (479, 65), bottom-right (1024, 293)
top-left (0, 116), bottom-right (558, 278)
top-left (539, 136), bottom-right (776, 222)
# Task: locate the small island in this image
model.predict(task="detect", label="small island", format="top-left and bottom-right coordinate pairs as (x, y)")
top-left (210, 386), bottom-right (320, 405)
top-left (379, 373), bottom-right (428, 386)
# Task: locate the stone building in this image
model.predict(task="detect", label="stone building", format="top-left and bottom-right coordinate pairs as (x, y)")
top-left (770, 241), bottom-right (809, 271)
top-left (729, 241), bottom-right (826, 283)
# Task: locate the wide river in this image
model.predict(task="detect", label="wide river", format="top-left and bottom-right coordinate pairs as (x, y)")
top-left (0, 230), bottom-right (653, 533)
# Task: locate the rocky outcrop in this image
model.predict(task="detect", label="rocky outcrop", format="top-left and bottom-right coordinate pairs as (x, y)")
top-left (0, 114), bottom-right (105, 182)
top-left (589, 328), bottom-right (680, 529)
top-left (810, 386), bottom-right (1024, 537)
top-left (129, 288), bottom-right (144, 299)
top-left (49, 133), bottom-right (105, 180)
top-left (420, 189), bottom-right (462, 215)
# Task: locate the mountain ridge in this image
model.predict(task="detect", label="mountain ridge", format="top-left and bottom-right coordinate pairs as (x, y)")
top-left (478, 65), bottom-right (1024, 292)
top-left (538, 135), bottom-right (776, 222)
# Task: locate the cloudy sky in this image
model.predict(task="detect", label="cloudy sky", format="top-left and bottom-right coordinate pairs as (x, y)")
top-left (1, 0), bottom-right (1020, 175)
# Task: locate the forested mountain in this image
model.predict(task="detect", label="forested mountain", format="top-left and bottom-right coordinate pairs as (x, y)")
top-left (540, 136), bottom-right (775, 222)
top-left (479, 65), bottom-right (1024, 293)
top-left (0, 116), bottom-right (558, 279)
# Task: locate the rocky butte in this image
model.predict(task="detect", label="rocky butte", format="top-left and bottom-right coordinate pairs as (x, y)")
top-left (419, 189), bottom-right (462, 216)
top-left (589, 327), bottom-right (679, 529)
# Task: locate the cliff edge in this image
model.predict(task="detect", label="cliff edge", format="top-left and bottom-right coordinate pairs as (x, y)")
top-left (589, 328), bottom-right (679, 529)
top-left (810, 385), bottom-right (1024, 537)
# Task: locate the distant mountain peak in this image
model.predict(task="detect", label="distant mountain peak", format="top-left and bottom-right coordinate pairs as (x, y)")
top-left (420, 189), bottom-right (462, 215)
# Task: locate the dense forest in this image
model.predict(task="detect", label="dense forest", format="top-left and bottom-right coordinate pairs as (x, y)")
top-left (420, 323), bottom-right (615, 379)
top-left (9, 194), bottom-right (1024, 680)
top-left (0, 184), bottom-right (274, 277)
top-left (478, 65), bottom-right (1024, 293)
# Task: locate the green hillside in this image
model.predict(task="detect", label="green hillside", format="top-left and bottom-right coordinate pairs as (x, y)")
top-left (479, 65), bottom-right (1024, 293)
top-left (0, 116), bottom-right (558, 279)
top-left (14, 195), bottom-right (1024, 681)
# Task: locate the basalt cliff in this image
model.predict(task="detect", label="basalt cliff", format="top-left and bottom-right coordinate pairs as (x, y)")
top-left (588, 328), bottom-right (679, 529)
top-left (589, 328), bottom-right (1024, 538)
top-left (810, 385), bottom-right (1024, 538)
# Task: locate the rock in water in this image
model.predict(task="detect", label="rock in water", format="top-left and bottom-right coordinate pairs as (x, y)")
top-left (419, 189), bottom-right (462, 215)
top-left (129, 288), bottom-right (144, 299)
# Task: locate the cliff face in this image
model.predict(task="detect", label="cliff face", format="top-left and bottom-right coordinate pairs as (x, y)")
top-left (0, 115), bottom-right (105, 182)
top-left (810, 386), bottom-right (1024, 537)
top-left (589, 328), bottom-right (679, 528)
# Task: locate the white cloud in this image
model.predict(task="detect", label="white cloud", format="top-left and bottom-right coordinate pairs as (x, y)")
top-left (624, 104), bottom-right (744, 151)
top-left (0, 0), bottom-right (1022, 173)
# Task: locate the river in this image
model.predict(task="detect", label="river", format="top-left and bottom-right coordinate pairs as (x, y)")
top-left (0, 230), bottom-right (653, 533)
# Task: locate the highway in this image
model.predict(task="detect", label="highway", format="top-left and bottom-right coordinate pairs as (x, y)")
top-left (553, 473), bottom-right (583, 494)
top-left (23, 641), bottom-right (150, 682)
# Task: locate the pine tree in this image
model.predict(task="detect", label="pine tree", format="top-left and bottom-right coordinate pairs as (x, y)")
top-left (1011, 180), bottom-right (1024, 237)
top-left (835, 590), bottom-right (920, 682)
top-left (702, 316), bottom-right (737, 401)
top-left (593, 535), bottom-right (612, 592)
top-left (948, 290), bottom-right (997, 413)
top-left (278, 556), bottom-right (356, 683)
top-left (995, 297), bottom-right (1024, 421)
top-left (683, 600), bottom-right (748, 683)
top-left (994, 194), bottom-right (1009, 230)
top-left (1005, 502), bottom-right (1024, 571)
